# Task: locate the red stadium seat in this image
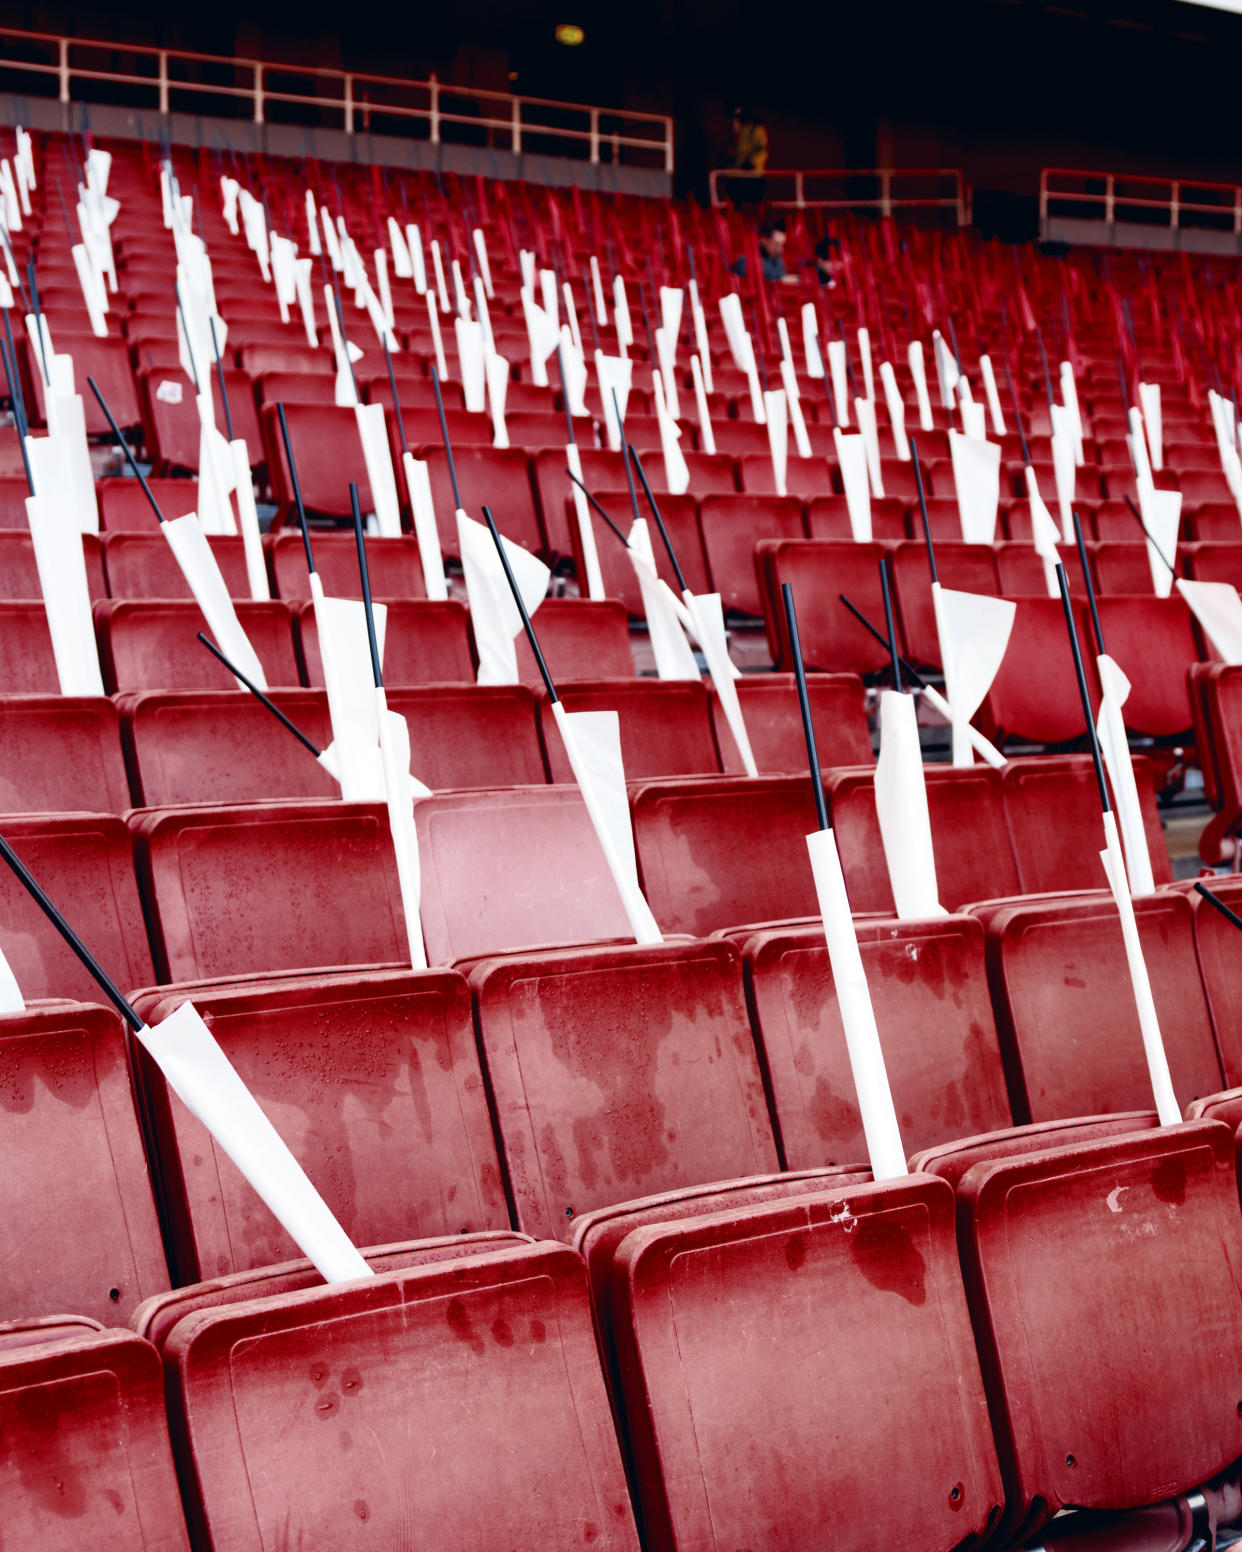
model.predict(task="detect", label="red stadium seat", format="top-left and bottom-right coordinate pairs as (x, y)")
top-left (514, 598), bottom-right (635, 683)
top-left (0, 1327), bottom-right (190, 1548)
top-left (540, 678), bottom-right (720, 780)
top-left (697, 493), bottom-right (805, 614)
top-left (0, 1001), bottom-right (169, 1324)
top-left (132, 800), bottom-right (408, 982)
top-left (742, 914), bottom-right (1012, 1167)
top-left (0, 695), bottom-right (132, 813)
top-left (298, 598), bottom-right (475, 685)
top-left (97, 475), bottom-right (199, 530)
top-left (419, 445), bottom-right (544, 554)
top-left (128, 969), bottom-right (509, 1281)
top-left (140, 365), bottom-right (261, 475)
top-left (889, 540), bottom-right (1000, 668)
top-left (609, 1178), bottom-right (1002, 1551)
top-left (95, 600), bottom-right (301, 692)
top-left (984, 597), bottom-right (1099, 746)
top-left (468, 940), bottom-right (779, 1237)
top-left (102, 531), bottom-right (252, 599)
top-left (804, 494), bottom-right (909, 542)
top-left (267, 531), bottom-right (427, 601)
top-left (968, 889), bottom-right (1223, 1121)
top-left (1094, 595), bottom-right (1201, 737)
top-left (164, 1245), bottom-right (641, 1550)
top-left (757, 539), bottom-right (894, 676)
top-left (1186, 874), bottom-right (1242, 1085)
top-left (565, 490), bottom-right (706, 612)
top-left (712, 671), bottom-right (874, 773)
top-left (0, 602), bottom-right (66, 692)
top-left (262, 400), bottom-right (376, 519)
top-left (0, 813), bottom-right (154, 1000)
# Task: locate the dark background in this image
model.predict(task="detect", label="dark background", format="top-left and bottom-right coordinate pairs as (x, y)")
top-left (6, 0), bottom-right (1241, 231)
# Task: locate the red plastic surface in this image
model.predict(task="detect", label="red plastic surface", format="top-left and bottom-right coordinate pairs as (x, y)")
top-left (297, 598), bottom-right (475, 685)
top-left (102, 532), bottom-right (252, 600)
top-left (713, 671), bottom-right (874, 773)
top-left (469, 940), bottom-right (779, 1237)
top-left (0, 695), bottom-right (132, 813)
top-left (540, 678), bottom-right (720, 781)
top-left (95, 600), bottom-right (301, 692)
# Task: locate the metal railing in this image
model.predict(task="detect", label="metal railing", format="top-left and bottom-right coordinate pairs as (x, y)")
top-left (0, 26), bottom-right (674, 171)
top-left (709, 166), bottom-right (969, 223)
top-left (1041, 167), bottom-right (1242, 233)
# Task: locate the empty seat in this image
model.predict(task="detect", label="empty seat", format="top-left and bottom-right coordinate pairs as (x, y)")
top-left (743, 915), bottom-right (1012, 1168)
top-left (420, 446), bottom-right (544, 554)
top-left (515, 598), bottom-right (636, 683)
top-left (0, 531), bottom-right (105, 600)
top-left (129, 969), bottom-right (508, 1282)
top-left (985, 597), bottom-right (1099, 746)
top-left (938, 1123), bottom-right (1242, 1546)
top-left (165, 1244), bottom-right (641, 1550)
top-left (1001, 753), bottom-right (1172, 894)
top-left (102, 531), bottom-right (253, 600)
top-left (805, 494), bottom-right (909, 543)
top-left (0, 602), bottom-right (64, 692)
top-left (268, 531), bottom-right (427, 601)
top-left (632, 775), bottom-right (824, 936)
top-left (1186, 874), bottom-right (1242, 1085)
top-left (469, 940), bottom-right (779, 1238)
top-left (390, 683), bottom-right (548, 787)
top-left (541, 679), bottom-right (720, 780)
top-left (0, 1327), bottom-right (190, 1549)
top-left (298, 598), bottom-right (475, 685)
top-left (698, 493), bottom-right (805, 614)
top-left (1094, 595), bottom-right (1201, 737)
top-left (262, 400), bottom-right (377, 520)
top-left (969, 890), bottom-right (1223, 1122)
top-left (0, 1001), bottom-right (169, 1324)
top-left (97, 475), bottom-right (199, 529)
top-left (133, 801), bottom-right (409, 982)
top-left (0, 813), bottom-right (154, 1000)
top-left (758, 539), bottom-right (894, 676)
top-left (826, 763), bottom-right (1021, 913)
top-left (141, 365), bottom-right (261, 474)
top-left (121, 689), bottom-right (337, 805)
top-left (95, 600), bottom-right (302, 692)
top-left (890, 540), bottom-right (1000, 668)
top-left (609, 1179), bottom-right (1002, 1551)
top-left (713, 672), bottom-right (874, 773)
top-left (0, 695), bottom-right (132, 813)
top-left (415, 785), bottom-right (637, 962)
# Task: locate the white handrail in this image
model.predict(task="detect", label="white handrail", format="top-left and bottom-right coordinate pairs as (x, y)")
top-left (0, 25), bottom-right (674, 171)
top-left (709, 166), bottom-right (969, 224)
top-left (1041, 166), bottom-right (1242, 233)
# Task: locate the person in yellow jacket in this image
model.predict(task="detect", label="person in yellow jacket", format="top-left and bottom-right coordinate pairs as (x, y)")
top-left (724, 105), bottom-right (768, 207)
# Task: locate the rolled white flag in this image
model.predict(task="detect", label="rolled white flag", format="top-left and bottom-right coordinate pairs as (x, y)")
top-left (834, 429), bottom-right (872, 542)
top-left (430, 240), bottom-right (450, 313)
top-left (164, 512), bottom-right (268, 689)
top-left (1095, 653), bottom-right (1155, 899)
top-left (1127, 405), bottom-right (1152, 490)
top-left (196, 397), bottom-right (238, 537)
top-left (405, 224), bottom-right (427, 294)
top-left (1060, 362), bottom-right (1085, 467)
top-left (230, 441), bottom-right (270, 600)
top-left (473, 276), bottom-right (495, 357)
top-left (458, 511), bottom-right (550, 684)
top-left (932, 331), bottom-right (958, 409)
top-left (1138, 381), bottom-right (1163, 472)
top-left (763, 387), bottom-right (789, 497)
top-left (311, 577), bottom-right (387, 801)
top-left (691, 354), bottom-right (716, 456)
top-left (958, 389), bottom-right (987, 443)
top-left (1097, 809), bottom-right (1180, 1126)
top-left (451, 260), bottom-right (472, 322)
top-left (140, 1001), bottom-right (373, 1283)
top-left (857, 328), bottom-right (875, 404)
top-left (718, 292), bottom-right (749, 371)
top-left (485, 350), bottom-right (510, 449)
top-left (908, 340), bottom-right (934, 431)
top-left (596, 352), bottom-right (633, 450)
top-left (780, 358), bottom-right (812, 459)
top-left (353, 403), bottom-right (403, 538)
top-left (567, 441), bottom-right (605, 600)
top-left (874, 689), bottom-right (947, 920)
top-left (854, 397), bottom-right (885, 497)
top-left (654, 326), bottom-right (681, 420)
top-left (294, 259), bottom-right (318, 348)
top-left (1024, 466), bottom-right (1062, 599)
top-left (1176, 577), bottom-right (1242, 663)
top-left (455, 317), bottom-right (487, 412)
top-left (804, 827), bottom-right (908, 1180)
top-left (521, 292), bottom-right (560, 387)
top-left (684, 589), bottom-right (757, 776)
top-left (948, 429), bottom-right (1001, 544)
top-left (628, 518), bottom-right (700, 681)
top-left (305, 190), bottom-right (321, 254)
top-left (472, 228), bottom-right (494, 298)
top-left (71, 244), bottom-right (109, 337)
top-left (613, 275), bottom-right (633, 353)
top-left (269, 234), bottom-right (297, 324)
top-left (932, 580), bottom-right (1016, 767)
top-left (375, 686), bottom-right (429, 970)
top-left (1051, 424), bottom-right (1077, 542)
top-left (826, 339), bottom-right (850, 428)
top-left (557, 329), bottom-right (588, 416)
top-left (879, 362), bottom-right (909, 460)
top-left (688, 279), bottom-right (712, 391)
top-left (979, 354), bottom-right (1006, 437)
top-left (1137, 480), bottom-right (1181, 598)
top-left (23, 485), bottom-right (105, 696)
top-left (653, 372), bottom-right (691, 495)
top-left (388, 217), bottom-right (412, 279)
top-left (550, 700), bottom-right (662, 945)
top-left (425, 292), bottom-right (448, 382)
top-left (44, 385), bottom-right (100, 534)
top-left (538, 268), bottom-right (559, 325)
top-left (590, 255), bottom-right (608, 327)
top-left (740, 333), bottom-right (766, 424)
top-left (0, 944), bottom-right (22, 1012)
top-left (801, 302), bottom-right (825, 380)
top-left (402, 452), bottom-right (448, 601)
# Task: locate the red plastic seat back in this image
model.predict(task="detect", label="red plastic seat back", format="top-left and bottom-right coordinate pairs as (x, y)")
top-left (263, 400), bottom-right (375, 518)
top-left (0, 601), bottom-right (62, 691)
top-left (714, 671), bottom-right (873, 773)
top-left (1095, 595), bottom-right (1201, 735)
top-left (135, 801), bottom-right (409, 982)
top-left (513, 598), bottom-right (635, 683)
top-left (744, 915), bottom-right (1012, 1168)
top-left (985, 598), bottom-right (1100, 746)
top-left (698, 493), bottom-right (805, 614)
top-left (541, 679), bottom-right (719, 780)
top-left (469, 940), bottom-right (779, 1238)
top-left (298, 598), bottom-right (474, 685)
top-left (420, 445), bottom-right (543, 554)
top-left (890, 540), bottom-right (1000, 667)
top-left (0, 695), bottom-right (131, 813)
top-left (268, 531), bottom-right (427, 601)
top-left (102, 532), bottom-right (252, 600)
top-left (95, 600), bottom-right (301, 691)
top-left (760, 539), bottom-right (894, 676)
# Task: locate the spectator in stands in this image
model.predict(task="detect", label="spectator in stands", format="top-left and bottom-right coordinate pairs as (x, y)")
top-left (812, 234), bottom-right (843, 289)
top-left (732, 216), bottom-right (797, 284)
top-left (723, 105), bottom-right (768, 206)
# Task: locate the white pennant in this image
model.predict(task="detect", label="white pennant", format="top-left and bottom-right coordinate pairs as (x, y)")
top-left (874, 689), bottom-right (946, 919)
top-left (948, 430), bottom-right (1001, 544)
top-left (879, 362), bottom-right (909, 460)
top-left (1095, 653), bottom-right (1156, 898)
top-left (932, 581), bottom-right (1016, 766)
top-left (458, 512), bottom-right (550, 685)
top-left (834, 429), bottom-right (872, 541)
